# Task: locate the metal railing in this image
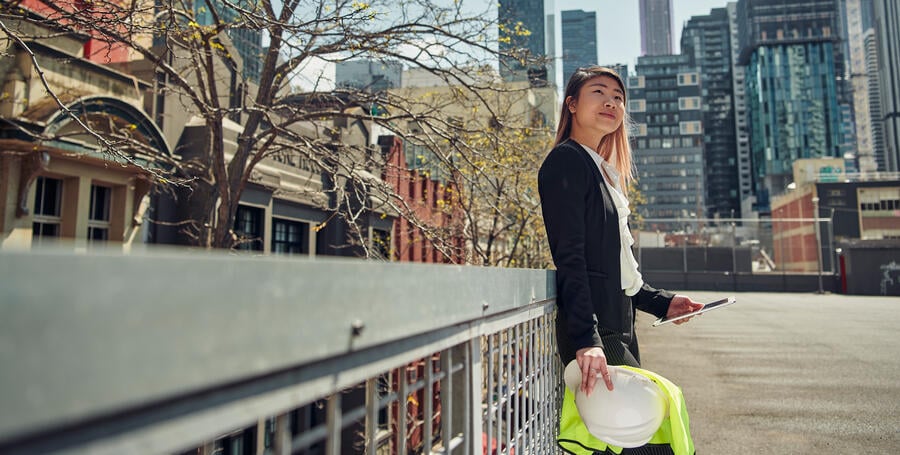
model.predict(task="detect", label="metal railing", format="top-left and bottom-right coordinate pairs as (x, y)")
top-left (635, 217), bottom-right (836, 275)
top-left (0, 249), bottom-right (562, 455)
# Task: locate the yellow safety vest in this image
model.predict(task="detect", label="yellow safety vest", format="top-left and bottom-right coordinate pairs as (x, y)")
top-left (558, 366), bottom-right (694, 455)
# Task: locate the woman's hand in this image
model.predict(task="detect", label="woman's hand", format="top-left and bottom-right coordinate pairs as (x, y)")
top-left (666, 294), bottom-right (705, 325)
top-left (576, 346), bottom-right (614, 394)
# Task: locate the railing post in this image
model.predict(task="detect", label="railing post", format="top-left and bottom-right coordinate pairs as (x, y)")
top-left (326, 394), bottom-right (342, 455)
top-left (366, 378), bottom-right (378, 454)
top-left (272, 413), bottom-right (290, 455)
top-left (441, 349), bottom-right (453, 453)
top-left (255, 418), bottom-right (266, 455)
top-left (398, 368), bottom-right (409, 455)
top-left (424, 355), bottom-right (434, 455)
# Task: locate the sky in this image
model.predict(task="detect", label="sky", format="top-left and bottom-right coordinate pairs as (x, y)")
top-left (292, 0), bottom-right (732, 91)
top-left (563, 0), bottom-right (733, 69)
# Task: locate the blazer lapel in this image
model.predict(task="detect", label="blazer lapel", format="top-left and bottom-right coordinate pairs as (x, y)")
top-left (569, 140), bottom-right (618, 221)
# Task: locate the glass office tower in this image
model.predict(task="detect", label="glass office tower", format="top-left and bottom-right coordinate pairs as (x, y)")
top-left (499, 0), bottom-right (548, 84)
top-left (681, 8), bottom-right (739, 218)
top-left (737, 0), bottom-right (845, 213)
top-left (560, 10), bottom-right (597, 82)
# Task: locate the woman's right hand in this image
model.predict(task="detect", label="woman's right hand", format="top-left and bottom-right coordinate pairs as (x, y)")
top-left (576, 346), bottom-right (614, 394)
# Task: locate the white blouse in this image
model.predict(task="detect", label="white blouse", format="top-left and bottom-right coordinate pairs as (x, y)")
top-left (579, 144), bottom-right (644, 296)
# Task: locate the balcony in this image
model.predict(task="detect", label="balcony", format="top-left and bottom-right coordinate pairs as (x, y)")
top-left (0, 249), bottom-right (560, 454)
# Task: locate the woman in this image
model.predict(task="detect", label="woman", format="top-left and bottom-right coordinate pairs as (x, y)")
top-left (538, 66), bottom-right (703, 398)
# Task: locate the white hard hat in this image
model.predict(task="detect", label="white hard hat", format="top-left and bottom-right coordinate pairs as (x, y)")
top-left (563, 360), bottom-right (668, 448)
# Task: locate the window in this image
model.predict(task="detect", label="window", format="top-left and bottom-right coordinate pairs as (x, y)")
top-left (272, 218), bottom-right (308, 255)
top-left (633, 123), bottom-right (647, 137)
top-left (678, 97), bottom-right (701, 110)
top-left (88, 184), bottom-right (111, 243)
top-left (371, 228), bottom-right (391, 260)
top-left (234, 205), bottom-right (264, 251)
top-left (32, 176), bottom-right (62, 242)
top-left (629, 99), bottom-right (646, 112)
top-left (679, 121), bottom-right (702, 135)
top-left (677, 72), bottom-right (699, 86)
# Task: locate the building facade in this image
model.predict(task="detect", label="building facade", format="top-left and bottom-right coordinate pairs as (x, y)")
top-left (335, 60), bottom-right (403, 93)
top-left (848, 0), bottom-right (879, 171)
top-left (192, 0), bottom-right (263, 83)
top-left (19, 0), bottom-right (152, 63)
top-left (770, 158), bottom-right (900, 273)
top-left (630, 54), bottom-right (706, 221)
top-left (874, 0), bottom-right (900, 172)
top-left (682, 8), bottom-right (740, 218)
top-left (737, 0), bottom-right (847, 214)
top-left (379, 136), bottom-right (463, 263)
top-left (639, 0), bottom-right (674, 56)
top-left (560, 10), bottom-right (597, 82)
top-left (1, 11), bottom-right (167, 250)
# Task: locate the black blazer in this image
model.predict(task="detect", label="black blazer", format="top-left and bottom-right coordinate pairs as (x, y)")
top-left (538, 139), bottom-right (673, 367)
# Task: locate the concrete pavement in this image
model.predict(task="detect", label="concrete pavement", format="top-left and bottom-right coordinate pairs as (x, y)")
top-left (636, 291), bottom-right (900, 454)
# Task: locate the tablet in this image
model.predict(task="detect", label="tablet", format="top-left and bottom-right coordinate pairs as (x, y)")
top-left (652, 296), bottom-right (736, 326)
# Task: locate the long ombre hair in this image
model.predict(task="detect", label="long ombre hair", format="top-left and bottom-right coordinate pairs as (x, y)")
top-left (554, 66), bottom-right (634, 187)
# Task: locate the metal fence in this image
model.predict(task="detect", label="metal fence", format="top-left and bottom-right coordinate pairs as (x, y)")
top-left (635, 217), bottom-right (836, 275)
top-left (0, 249), bottom-right (562, 455)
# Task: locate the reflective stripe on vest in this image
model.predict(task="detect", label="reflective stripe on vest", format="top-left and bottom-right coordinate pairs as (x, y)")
top-left (557, 366), bottom-right (694, 455)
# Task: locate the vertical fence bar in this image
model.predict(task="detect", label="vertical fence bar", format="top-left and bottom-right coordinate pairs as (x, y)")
top-left (504, 328), bottom-right (512, 454)
top-left (398, 367), bottom-right (408, 455)
top-left (273, 413), bottom-right (290, 455)
top-left (512, 323), bottom-right (521, 451)
top-left (325, 394), bottom-right (342, 455)
top-left (255, 418), bottom-right (266, 455)
top-left (496, 333), bottom-right (503, 455)
top-left (536, 317), bottom-right (544, 450)
top-left (485, 334), bottom-right (494, 455)
top-left (528, 317), bottom-right (536, 449)
top-left (466, 337), bottom-right (480, 455)
top-left (424, 355), bottom-right (434, 455)
top-left (441, 348), bottom-right (453, 453)
top-left (366, 378), bottom-right (378, 454)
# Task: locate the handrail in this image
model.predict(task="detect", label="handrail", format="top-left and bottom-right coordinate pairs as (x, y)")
top-left (0, 248), bottom-right (560, 454)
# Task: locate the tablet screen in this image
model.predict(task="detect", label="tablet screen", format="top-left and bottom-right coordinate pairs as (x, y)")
top-left (652, 296), bottom-right (736, 326)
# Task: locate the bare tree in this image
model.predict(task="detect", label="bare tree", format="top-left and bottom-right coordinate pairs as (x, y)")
top-left (2, 0), bottom-right (553, 265)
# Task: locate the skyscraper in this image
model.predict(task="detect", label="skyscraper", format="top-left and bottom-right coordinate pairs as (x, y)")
top-left (630, 55), bottom-right (706, 220)
top-left (639, 0), bottom-right (674, 56)
top-left (727, 2), bottom-right (755, 216)
top-left (681, 8), bottom-right (739, 219)
top-left (874, 0), bottom-right (900, 171)
top-left (560, 10), bottom-right (597, 82)
top-left (737, 0), bottom-right (846, 213)
top-left (499, 0), bottom-right (548, 84)
top-left (847, 0), bottom-right (878, 171)
top-left (865, 29), bottom-right (887, 171)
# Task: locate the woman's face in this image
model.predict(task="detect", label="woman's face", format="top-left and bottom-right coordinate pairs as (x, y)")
top-left (567, 75), bottom-right (626, 139)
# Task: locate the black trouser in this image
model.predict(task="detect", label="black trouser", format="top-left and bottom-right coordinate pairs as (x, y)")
top-left (593, 444), bottom-right (677, 454)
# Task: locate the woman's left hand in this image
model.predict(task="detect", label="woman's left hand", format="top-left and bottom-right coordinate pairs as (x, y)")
top-left (665, 295), bottom-right (705, 325)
